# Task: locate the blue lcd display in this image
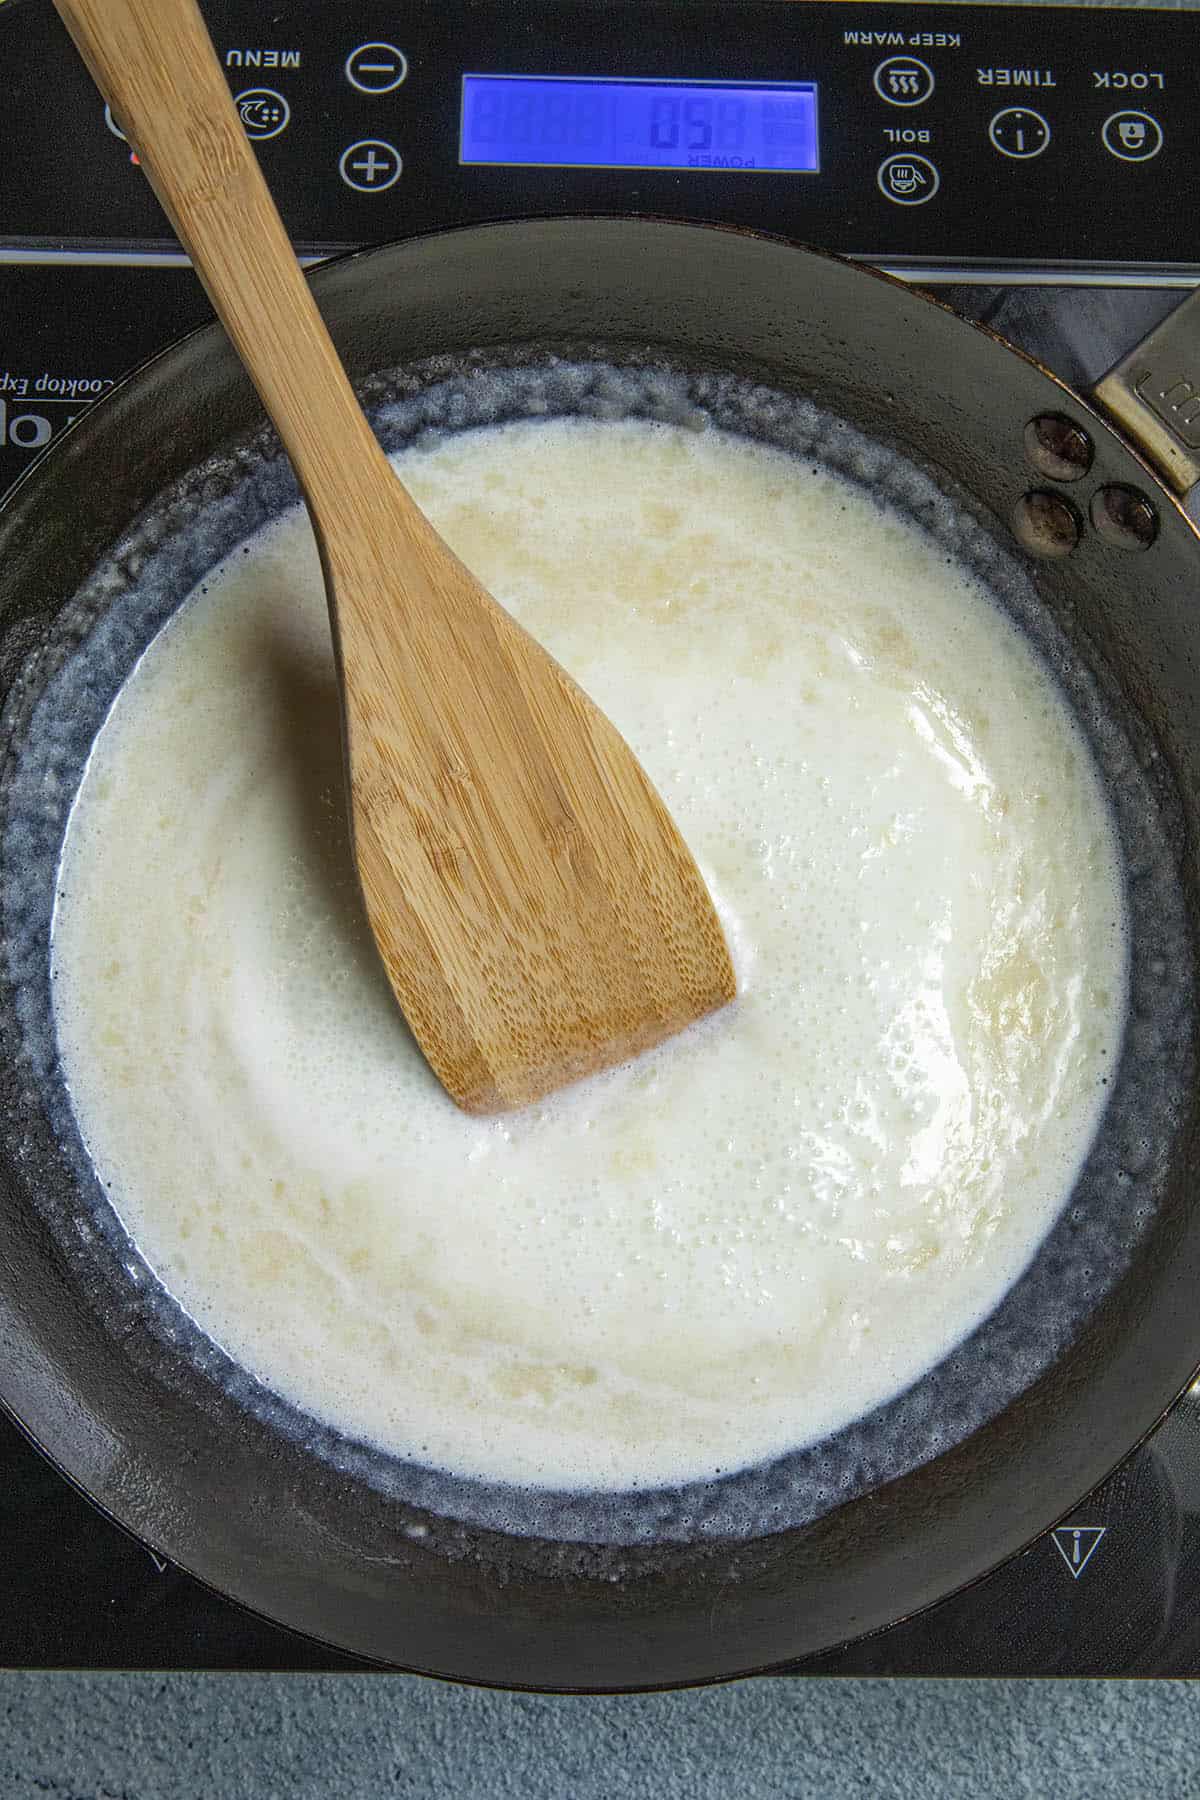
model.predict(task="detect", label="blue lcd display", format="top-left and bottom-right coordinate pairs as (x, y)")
top-left (460, 75), bottom-right (819, 173)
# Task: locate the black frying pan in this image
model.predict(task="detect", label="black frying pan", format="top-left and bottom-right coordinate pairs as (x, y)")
top-left (2, 218), bottom-right (1200, 1690)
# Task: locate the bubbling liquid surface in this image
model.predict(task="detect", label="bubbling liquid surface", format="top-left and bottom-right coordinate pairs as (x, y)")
top-left (51, 417), bottom-right (1127, 1490)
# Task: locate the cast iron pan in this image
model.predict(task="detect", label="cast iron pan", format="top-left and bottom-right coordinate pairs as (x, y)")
top-left (2, 219), bottom-right (1200, 1689)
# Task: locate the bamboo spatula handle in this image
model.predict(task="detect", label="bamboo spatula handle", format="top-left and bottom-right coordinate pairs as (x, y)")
top-left (53, 0), bottom-right (396, 520)
top-left (53, 0), bottom-right (738, 1117)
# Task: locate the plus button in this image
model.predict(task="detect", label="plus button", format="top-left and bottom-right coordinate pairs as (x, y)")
top-left (339, 139), bottom-right (403, 192)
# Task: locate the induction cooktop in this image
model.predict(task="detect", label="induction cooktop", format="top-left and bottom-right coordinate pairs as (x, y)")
top-left (2, 0), bottom-right (1199, 1676)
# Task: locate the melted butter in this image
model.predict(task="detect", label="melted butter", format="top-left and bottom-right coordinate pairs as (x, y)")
top-left (51, 418), bottom-right (1127, 1488)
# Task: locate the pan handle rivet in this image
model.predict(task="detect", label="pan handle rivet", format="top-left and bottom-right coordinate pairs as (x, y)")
top-left (1012, 490), bottom-right (1082, 558)
top-left (1090, 484), bottom-right (1159, 552)
top-left (1024, 414), bottom-right (1094, 482)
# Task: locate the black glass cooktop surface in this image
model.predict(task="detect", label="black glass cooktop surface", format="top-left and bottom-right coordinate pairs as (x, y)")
top-left (4, 1394), bottom-right (1200, 1674)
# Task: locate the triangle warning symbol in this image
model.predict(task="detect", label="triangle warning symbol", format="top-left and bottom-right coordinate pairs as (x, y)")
top-left (1051, 1524), bottom-right (1106, 1579)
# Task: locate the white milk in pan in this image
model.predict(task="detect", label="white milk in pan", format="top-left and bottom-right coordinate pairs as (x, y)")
top-left (51, 417), bottom-right (1127, 1490)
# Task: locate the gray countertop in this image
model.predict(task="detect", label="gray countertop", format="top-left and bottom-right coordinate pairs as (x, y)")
top-left (2, 1674), bottom-right (1199, 1799)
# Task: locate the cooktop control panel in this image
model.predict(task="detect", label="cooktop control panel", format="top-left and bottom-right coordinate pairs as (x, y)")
top-left (2, 0), bottom-right (1197, 283)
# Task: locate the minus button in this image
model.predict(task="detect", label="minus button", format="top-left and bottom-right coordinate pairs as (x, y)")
top-left (345, 43), bottom-right (409, 94)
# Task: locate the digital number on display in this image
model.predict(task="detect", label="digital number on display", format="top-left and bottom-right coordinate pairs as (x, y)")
top-left (460, 75), bottom-right (820, 173)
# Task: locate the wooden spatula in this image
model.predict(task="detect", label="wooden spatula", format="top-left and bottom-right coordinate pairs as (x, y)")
top-left (54, 0), bottom-right (736, 1114)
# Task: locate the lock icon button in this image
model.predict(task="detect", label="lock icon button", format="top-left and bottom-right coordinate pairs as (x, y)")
top-left (1102, 110), bottom-right (1163, 162)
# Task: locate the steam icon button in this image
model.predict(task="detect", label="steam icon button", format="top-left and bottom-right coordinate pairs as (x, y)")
top-left (1102, 110), bottom-right (1163, 162)
top-left (874, 56), bottom-right (935, 107)
top-left (878, 153), bottom-right (940, 205)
